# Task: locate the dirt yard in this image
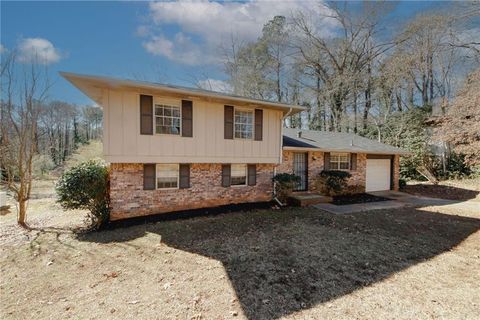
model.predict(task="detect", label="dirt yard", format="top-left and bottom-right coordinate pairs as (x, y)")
top-left (1, 180), bottom-right (479, 319)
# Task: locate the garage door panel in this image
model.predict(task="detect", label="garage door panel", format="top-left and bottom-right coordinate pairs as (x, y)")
top-left (366, 159), bottom-right (391, 192)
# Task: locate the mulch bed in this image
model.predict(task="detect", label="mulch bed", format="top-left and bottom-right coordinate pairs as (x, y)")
top-left (403, 184), bottom-right (479, 201)
top-left (332, 193), bottom-right (392, 206)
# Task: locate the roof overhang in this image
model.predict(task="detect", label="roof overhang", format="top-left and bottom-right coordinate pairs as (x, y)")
top-left (283, 146), bottom-right (410, 155)
top-left (60, 72), bottom-right (306, 114)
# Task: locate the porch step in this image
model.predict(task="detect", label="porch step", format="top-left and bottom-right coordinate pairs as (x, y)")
top-left (289, 192), bottom-right (333, 207)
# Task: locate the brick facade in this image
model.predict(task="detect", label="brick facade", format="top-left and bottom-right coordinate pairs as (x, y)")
top-left (392, 155), bottom-right (400, 191)
top-left (278, 151), bottom-right (400, 194)
top-left (109, 163), bottom-right (275, 220)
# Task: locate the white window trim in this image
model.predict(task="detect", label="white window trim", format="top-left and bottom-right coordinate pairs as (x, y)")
top-left (230, 163), bottom-right (248, 187)
top-left (153, 98), bottom-right (182, 136)
top-left (330, 152), bottom-right (350, 171)
top-left (156, 164), bottom-right (180, 190)
top-left (233, 107), bottom-right (255, 140)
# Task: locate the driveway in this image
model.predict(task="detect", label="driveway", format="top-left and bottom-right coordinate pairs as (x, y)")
top-left (313, 191), bottom-right (464, 214)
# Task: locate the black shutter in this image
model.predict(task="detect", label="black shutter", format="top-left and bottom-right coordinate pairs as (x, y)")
top-left (222, 164), bottom-right (231, 187)
top-left (182, 100), bottom-right (193, 137)
top-left (224, 105), bottom-right (234, 139)
top-left (247, 164), bottom-right (256, 186)
top-left (254, 109), bottom-right (263, 141)
top-left (350, 153), bottom-right (357, 171)
top-left (143, 164), bottom-right (155, 190)
top-left (179, 164), bottom-right (190, 188)
top-left (140, 95), bottom-right (153, 135)
top-left (324, 152), bottom-right (331, 170)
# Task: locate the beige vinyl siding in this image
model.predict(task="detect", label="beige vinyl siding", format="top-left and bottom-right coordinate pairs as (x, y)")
top-left (103, 89), bottom-right (283, 164)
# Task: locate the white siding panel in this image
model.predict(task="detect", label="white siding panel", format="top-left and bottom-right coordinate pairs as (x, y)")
top-left (109, 91), bottom-right (124, 155)
top-left (104, 89), bottom-right (284, 164)
top-left (122, 92), bottom-right (138, 155)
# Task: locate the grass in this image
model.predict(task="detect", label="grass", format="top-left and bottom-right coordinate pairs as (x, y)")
top-left (1, 188), bottom-right (479, 319)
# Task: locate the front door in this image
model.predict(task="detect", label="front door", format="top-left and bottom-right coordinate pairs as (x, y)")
top-left (293, 152), bottom-right (308, 191)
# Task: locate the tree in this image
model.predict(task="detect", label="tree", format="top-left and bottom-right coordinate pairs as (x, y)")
top-left (0, 52), bottom-right (50, 227)
top-left (435, 69), bottom-right (480, 166)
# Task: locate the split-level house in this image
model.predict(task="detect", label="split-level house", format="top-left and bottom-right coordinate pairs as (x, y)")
top-left (62, 72), bottom-right (407, 221)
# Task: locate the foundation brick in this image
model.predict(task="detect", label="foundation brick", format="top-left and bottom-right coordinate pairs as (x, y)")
top-left (110, 163), bottom-right (275, 220)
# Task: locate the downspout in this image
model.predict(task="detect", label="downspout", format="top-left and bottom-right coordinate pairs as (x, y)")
top-left (273, 107), bottom-right (293, 206)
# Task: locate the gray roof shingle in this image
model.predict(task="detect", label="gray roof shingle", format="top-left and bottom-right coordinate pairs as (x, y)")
top-left (283, 128), bottom-right (408, 155)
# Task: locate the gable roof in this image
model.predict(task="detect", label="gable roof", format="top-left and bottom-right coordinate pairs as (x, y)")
top-left (283, 128), bottom-right (409, 155)
top-left (60, 72), bottom-right (306, 114)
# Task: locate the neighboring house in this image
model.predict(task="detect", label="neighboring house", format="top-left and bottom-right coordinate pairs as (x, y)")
top-left (62, 72), bottom-right (407, 221)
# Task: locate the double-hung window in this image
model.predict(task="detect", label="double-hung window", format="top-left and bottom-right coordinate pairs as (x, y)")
top-left (234, 109), bottom-right (253, 139)
top-left (155, 104), bottom-right (181, 135)
top-left (330, 153), bottom-right (350, 170)
top-left (231, 164), bottom-right (247, 186)
top-left (156, 164), bottom-right (179, 189)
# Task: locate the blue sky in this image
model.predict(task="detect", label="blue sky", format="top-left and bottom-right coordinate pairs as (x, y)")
top-left (1, 1), bottom-right (444, 105)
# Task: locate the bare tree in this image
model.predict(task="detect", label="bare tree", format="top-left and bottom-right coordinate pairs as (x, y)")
top-left (1, 52), bottom-right (50, 227)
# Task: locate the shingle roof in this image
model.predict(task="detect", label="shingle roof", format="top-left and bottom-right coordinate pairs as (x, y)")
top-left (283, 128), bottom-right (408, 155)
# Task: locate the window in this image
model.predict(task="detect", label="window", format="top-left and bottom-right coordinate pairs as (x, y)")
top-left (155, 104), bottom-right (181, 135)
top-left (156, 164), bottom-right (179, 189)
top-left (231, 164), bottom-right (247, 186)
top-left (234, 109), bottom-right (253, 139)
top-left (330, 153), bottom-right (350, 170)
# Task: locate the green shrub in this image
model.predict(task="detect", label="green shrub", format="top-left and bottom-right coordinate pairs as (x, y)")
top-left (317, 170), bottom-right (352, 196)
top-left (399, 178), bottom-right (407, 189)
top-left (56, 160), bottom-right (109, 229)
top-left (272, 173), bottom-right (301, 204)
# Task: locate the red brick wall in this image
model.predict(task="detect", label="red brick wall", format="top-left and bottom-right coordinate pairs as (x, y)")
top-left (279, 151), bottom-right (401, 194)
top-left (278, 150), bottom-right (367, 193)
top-left (393, 155), bottom-right (400, 191)
top-left (109, 163), bottom-right (275, 220)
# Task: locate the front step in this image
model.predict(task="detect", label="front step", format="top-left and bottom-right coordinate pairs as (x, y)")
top-left (289, 192), bottom-right (333, 207)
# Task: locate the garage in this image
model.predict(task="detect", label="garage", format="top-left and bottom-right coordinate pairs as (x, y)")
top-left (366, 158), bottom-right (391, 192)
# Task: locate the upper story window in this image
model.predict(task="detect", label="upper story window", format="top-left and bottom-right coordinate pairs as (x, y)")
top-left (155, 104), bottom-right (181, 135)
top-left (231, 164), bottom-right (247, 185)
top-left (330, 152), bottom-right (350, 170)
top-left (156, 164), bottom-right (179, 189)
top-left (234, 109), bottom-right (253, 139)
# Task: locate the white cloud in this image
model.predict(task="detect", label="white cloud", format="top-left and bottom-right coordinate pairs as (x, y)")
top-left (142, 0), bottom-right (334, 65)
top-left (197, 78), bottom-right (232, 93)
top-left (18, 38), bottom-right (61, 64)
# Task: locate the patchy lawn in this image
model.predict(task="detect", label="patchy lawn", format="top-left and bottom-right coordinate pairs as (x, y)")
top-left (404, 177), bottom-right (480, 201)
top-left (1, 189), bottom-right (479, 319)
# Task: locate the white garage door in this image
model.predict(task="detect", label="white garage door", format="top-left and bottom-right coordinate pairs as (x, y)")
top-left (366, 159), bottom-right (391, 192)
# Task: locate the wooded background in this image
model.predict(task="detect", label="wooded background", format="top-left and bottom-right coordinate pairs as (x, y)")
top-left (217, 1), bottom-right (479, 180)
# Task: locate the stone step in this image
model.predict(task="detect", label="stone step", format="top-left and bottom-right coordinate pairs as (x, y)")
top-left (289, 192), bottom-right (333, 207)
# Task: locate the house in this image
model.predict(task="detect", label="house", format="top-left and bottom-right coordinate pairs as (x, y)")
top-left (61, 72), bottom-right (407, 221)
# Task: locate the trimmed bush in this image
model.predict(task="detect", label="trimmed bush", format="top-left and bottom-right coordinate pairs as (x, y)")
top-left (399, 178), bottom-right (407, 189)
top-left (272, 173), bottom-right (301, 204)
top-left (317, 170), bottom-right (352, 196)
top-left (56, 160), bottom-right (109, 229)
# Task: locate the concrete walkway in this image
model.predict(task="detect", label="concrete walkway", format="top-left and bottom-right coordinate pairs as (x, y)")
top-left (313, 191), bottom-right (459, 214)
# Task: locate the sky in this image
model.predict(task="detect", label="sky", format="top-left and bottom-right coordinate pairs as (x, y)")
top-left (1, 0), bottom-right (445, 105)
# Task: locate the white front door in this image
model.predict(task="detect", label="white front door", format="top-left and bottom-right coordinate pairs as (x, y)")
top-left (366, 159), bottom-right (391, 192)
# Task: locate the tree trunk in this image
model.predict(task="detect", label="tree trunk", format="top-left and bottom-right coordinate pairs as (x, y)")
top-left (353, 90), bottom-right (358, 133)
top-left (17, 198), bottom-right (27, 227)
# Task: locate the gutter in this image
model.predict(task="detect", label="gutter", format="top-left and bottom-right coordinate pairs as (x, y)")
top-left (280, 107), bottom-right (293, 163)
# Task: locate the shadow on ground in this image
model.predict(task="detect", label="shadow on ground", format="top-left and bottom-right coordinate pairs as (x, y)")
top-left (403, 184), bottom-right (479, 201)
top-left (79, 208), bottom-right (480, 319)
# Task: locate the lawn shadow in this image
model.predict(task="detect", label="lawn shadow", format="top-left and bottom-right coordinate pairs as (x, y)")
top-left (79, 207), bottom-right (480, 319)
